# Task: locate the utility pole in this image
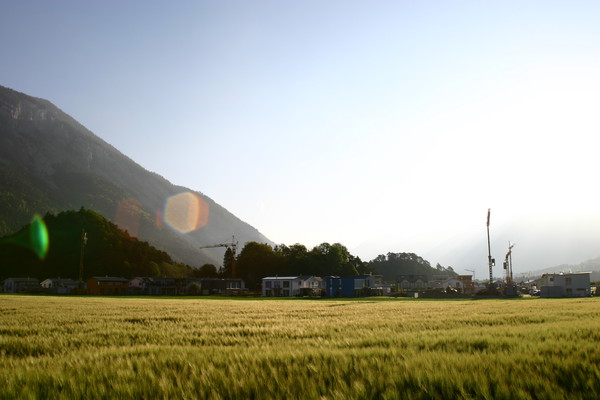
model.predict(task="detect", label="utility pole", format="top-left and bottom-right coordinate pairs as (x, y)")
top-left (486, 208), bottom-right (495, 287)
top-left (78, 230), bottom-right (87, 285)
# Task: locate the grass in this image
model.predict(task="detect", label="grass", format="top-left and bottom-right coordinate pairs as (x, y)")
top-left (1, 295), bottom-right (599, 399)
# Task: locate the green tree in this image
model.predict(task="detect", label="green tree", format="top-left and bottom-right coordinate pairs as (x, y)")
top-left (148, 261), bottom-right (161, 277)
top-left (195, 263), bottom-right (218, 278)
top-left (236, 242), bottom-right (282, 290)
top-left (368, 252), bottom-right (440, 281)
top-left (306, 242), bottom-right (357, 276)
top-left (221, 248), bottom-right (235, 278)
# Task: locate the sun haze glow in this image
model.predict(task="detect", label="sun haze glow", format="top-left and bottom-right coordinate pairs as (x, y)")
top-left (115, 197), bottom-right (142, 237)
top-left (2, 1), bottom-right (600, 273)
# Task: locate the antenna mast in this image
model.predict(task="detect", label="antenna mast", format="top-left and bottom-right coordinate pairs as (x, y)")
top-left (79, 230), bottom-right (87, 284)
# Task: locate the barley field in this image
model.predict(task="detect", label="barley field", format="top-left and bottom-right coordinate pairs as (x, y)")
top-left (1, 295), bottom-right (599, 399)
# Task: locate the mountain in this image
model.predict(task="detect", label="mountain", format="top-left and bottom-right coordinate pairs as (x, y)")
top-left (0, 209), bottom-right (194, 280)
top-left (0, 85), bottom-right (272, 267)
top-left (522, 257), bottom-right (600, 282)
top-left (353, 213), bottom-right (600, 280)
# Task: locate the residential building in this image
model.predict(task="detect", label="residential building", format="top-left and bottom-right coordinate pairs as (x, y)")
top-left (146, 277), bottom-right (190, 296)
top-left (129, 277), bottom-right (155, 295)
top-left (537, 272), bottom-right (591, 298)
top-left (430, 275), bottom-right (450, 289)
top-left (262, 276), bottom-right (323, 297)
top-left (87, 276), bottom-right (129, 295)
top-left (396, 275), bottom-right (428, 291)
top-left (442, 275), bottom-right (475, 294)
top-left (325, 274), bottom-right (383, 297)
top-left (40, 278), bottom-right (80, 294)
top-left (196, 278), bottom-right (246, 295)
top-left (3, 277), bottom-right (40, 293)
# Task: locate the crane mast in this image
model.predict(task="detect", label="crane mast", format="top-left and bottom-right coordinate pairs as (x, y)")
top-left (465, 269), bottom-right (475, 280)
top-left (486, 209), bottom-right (495, 288)
top-left (504, 242), bottom-right (515, 286)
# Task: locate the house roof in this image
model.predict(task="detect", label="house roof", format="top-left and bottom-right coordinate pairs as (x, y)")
top-left (42, 278), bottom-right (78, 283)
top-left (4, 277), bottom-right (40, 282)
top-left (397, 275), bottom-right (427, 282)
top-left (90, 276), bottom-right (129, 282)
top-left (262, 276), bottom-right (300, 280)
top-left (541, 272), bottom-right (591, 277)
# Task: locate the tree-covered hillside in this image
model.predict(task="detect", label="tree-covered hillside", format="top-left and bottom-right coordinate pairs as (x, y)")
top-left (0, 209), bottom-right (193, 280)
top-left (368, 252), bottom-right (457, 281)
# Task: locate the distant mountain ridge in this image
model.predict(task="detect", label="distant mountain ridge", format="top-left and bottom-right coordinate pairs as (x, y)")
top-left (524, 257), bottom-right (600, 282)
top-left (0, 85), bottom-right (272, 266)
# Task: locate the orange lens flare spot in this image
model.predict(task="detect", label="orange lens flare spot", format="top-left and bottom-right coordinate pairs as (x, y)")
top-left (164, 192), bottom-right (209, 234)
top-left (115, 197), bottom-right (142, 237)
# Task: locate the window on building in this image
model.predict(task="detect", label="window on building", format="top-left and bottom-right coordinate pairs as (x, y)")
top-left (565, 277), bottom-right (572, 285)
top-left (265, 281), bottom-right (272, 289)
top-left (354, 279), bottom-right (365, 290)
top-left (283, 281), bottom-right (290, 288)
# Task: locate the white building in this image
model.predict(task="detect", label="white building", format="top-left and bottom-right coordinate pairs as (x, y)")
top-left (40, 278), bottom-right (80, 293)
top-left (397, 275), bottom-right (428, 290)
top-left (538, 272), bottom-right (591, 298)
top-left (262, 276), bottom-right (323, 297)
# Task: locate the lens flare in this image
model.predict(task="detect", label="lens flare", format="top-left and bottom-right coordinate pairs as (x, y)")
top-left (30, 214), bottom-right (49, 260)
top-left (164, 192), bottom-right (209, 234)
top-left (155, 209), bottom-right (164, 229)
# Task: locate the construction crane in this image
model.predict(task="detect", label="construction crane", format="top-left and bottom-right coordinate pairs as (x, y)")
top-left (504, 242), bottom-right (515, 285)
top-left (465, 269), bottom-right (475, 280)
top-left (199, 236), bottom-right (239, 278)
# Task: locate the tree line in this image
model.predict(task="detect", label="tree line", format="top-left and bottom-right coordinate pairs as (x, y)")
top-left (0, 209), bottom-right (456, 287)
top-left (0, 209), bottom-right (193, 280)
top-left (209, 242), bottom-right (456, 290)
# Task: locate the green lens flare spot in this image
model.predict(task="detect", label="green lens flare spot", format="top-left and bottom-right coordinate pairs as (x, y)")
top-left (30, 214), bottom-right (49, 260)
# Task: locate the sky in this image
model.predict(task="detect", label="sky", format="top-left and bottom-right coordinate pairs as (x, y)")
top-left (2, 0), bottom-right (600, 277)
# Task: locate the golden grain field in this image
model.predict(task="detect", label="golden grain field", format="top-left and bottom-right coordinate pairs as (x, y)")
top-left (1, 295), bottom-right (599, 399)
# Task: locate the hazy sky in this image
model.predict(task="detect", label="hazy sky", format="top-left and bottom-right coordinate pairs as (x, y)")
top-left (2, 1), bottom-right (600, 275)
